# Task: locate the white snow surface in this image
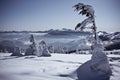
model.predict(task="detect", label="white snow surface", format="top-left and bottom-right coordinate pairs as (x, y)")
top-left (0, 53), bottom-right (120, 80)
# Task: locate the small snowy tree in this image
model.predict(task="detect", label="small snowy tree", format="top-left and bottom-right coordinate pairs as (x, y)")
top-left (11, 47), bottom-right (23, 56)
top-left (38, 40), bottom-right (51, 57)
top-left (48, 45), bottom-right (54, 53)
top-left (25, 34), bottom-right (37, 56)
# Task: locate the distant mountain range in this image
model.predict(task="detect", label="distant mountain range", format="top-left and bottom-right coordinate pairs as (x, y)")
top-left (97, 31), bottom-right (120, 50)
top-left (0, 29), bottom-right (120, 52)
top-left (0, 28), bottom-right (91, 34)
top-left (98, 31), bottom-right (120, 42)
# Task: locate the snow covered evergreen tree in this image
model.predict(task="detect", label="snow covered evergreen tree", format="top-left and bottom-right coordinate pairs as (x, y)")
top-left (48, 46), bottom-right (54, 53)
top-left (25, 34), bottom-right (36, 56)
top-left (73, 3), bottom-right (97, 42)
top-left (73, 3), bottom-right (112, 80)
top-left (11, 47), bottom-right (23, 56)
top-left (38, 40), bottom-right (51, 57)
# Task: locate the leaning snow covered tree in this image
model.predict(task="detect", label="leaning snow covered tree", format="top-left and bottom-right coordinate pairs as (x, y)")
top-left (73, 3), bottom-right (97, 43)
top-left (73, 3), bottom-right (112, 80)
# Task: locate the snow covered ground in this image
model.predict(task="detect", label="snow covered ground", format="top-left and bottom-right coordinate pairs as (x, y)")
top-left (0, 53), bottom-right (120, 80)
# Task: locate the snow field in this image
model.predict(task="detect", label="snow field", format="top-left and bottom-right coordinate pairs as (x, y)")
top-left (0, 53), bottom-right (120, 80)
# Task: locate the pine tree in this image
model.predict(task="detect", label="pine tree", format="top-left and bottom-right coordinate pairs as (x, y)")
top-left (38, 40), bottom-right (51, 57)
top-left (73, 3), bottom-right (97, 43)
top-left (73, 3), bottom-right (112, 80)
top-left (25, 34), bottom-right (37, 56)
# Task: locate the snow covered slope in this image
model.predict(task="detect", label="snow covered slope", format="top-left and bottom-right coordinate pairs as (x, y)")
top-left (0, 53), bottom-right (120, 80)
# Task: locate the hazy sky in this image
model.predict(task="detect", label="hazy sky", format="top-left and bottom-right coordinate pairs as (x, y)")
top-left (0, 0), bottom-right (120, 32)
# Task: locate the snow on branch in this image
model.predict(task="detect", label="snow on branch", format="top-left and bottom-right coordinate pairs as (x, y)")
top-left (73, 3), bottom-right (94, 17)
top-left (75, 17), bottom-right (94, 31)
